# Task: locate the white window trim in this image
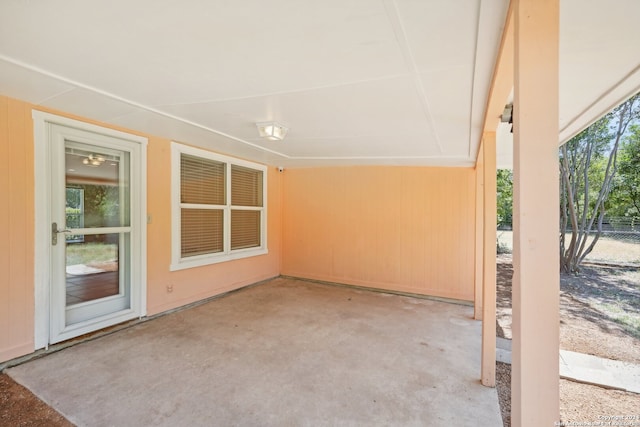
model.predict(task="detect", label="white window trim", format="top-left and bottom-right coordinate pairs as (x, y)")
top-left (170, 142), bottom-right (268, 271)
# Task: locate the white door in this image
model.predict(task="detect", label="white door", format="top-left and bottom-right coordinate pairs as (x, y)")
top-left (47, 122), bottom-right (145, 344)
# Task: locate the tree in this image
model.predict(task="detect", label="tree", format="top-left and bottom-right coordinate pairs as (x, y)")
top-left (609, 124), bottom-right (640, 218)
top-left (497, 169), bottom-right (513, 228)
top-left (559, 93), bottom-right (640, 273)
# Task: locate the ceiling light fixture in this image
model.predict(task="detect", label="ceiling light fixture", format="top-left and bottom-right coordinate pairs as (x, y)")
top-left (256, 122), bottom-right (288, 141)
top-left (83, 154), bottom-right (106, 167)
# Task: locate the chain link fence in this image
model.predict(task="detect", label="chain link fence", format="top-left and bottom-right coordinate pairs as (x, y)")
top-left (598, 217), bottom-right (640, 242)
top-left (497, 217), bottom-right (640, 266)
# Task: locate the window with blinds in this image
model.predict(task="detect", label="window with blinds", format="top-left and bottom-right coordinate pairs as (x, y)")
top-left (230, 165), bottom-right (263, 250)
top-left (230, 210), bottom-right (260, 250)
top-left (172, 143), bottom-right (267, 270)
top-left (181, 209), bottom-right (224, 256)
top-left (180, 154), bottom-right (225, 258)
top-left (181, 154), bottom-right (225, 205)
top-left (231, 165), bottom-right (263, 207)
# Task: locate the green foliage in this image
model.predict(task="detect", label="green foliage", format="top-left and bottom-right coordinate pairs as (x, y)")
top-left (65, 188), bottom-right (85, 231)
top-left (560, 115), bottom-right (612, 219)
top-left (73, 185), bottom-right (121, 226)
top-left (83, 185), bottom-right (120, 226)
top-left (65, 184), bottom-right (121, 230)
top-left (609, 124), bottom-right (640, 218)
top-left (496, 169), bottom-right (513, 228)
top-left (560, 92), bottom-right (640, 273)
top-left (66, 187), bottom-right (83, 210)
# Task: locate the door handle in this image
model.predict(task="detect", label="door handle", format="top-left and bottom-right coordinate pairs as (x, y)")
top-left (51, 222), bottom-right (72, 246)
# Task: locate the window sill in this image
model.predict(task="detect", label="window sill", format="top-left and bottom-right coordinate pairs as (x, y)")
top-left (170, 247), bottom-right (268, 271)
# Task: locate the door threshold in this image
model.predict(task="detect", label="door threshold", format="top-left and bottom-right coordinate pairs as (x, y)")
top-left (0, 318), bottom-right (141, 371)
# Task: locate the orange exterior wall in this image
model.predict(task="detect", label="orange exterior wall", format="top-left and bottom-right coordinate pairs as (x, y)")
top-left (1, 94), bottom-right (476, 362)
top-left (281, 166), bottom-right (476, 301)
top-left (0, 97), bottom-right (35, 361)
top-left (0, 95), bottom-right (282, 362)
top-left (146, 143), bottom-right (282, 315)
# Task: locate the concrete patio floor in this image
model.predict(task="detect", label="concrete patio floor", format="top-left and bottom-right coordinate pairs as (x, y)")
top-left (7, 278), bottom-right (502, 426)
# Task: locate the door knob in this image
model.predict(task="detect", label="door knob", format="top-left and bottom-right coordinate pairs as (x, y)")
top-left (51, 222), bottom-right (71, 245)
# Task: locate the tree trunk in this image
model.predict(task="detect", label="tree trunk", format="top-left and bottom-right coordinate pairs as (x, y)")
top-left (559, 94), bottom-right (638, 273)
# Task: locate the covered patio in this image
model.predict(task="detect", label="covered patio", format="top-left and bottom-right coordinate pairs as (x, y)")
top-left (1, 1), bottom-right (640, 425)
top-left (7, 278), bottom-right (502, 425)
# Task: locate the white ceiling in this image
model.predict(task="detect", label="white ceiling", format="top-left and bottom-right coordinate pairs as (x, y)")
top-left (496, 0), bottom-right (640, 168)
top-left (0, 1), bottom-right (638, 168)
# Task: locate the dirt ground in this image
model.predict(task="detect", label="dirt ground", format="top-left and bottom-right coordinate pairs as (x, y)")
top-left (497, 231), bottom-right (640, 265)
top-left (496, 363), bottom-right (640, 427)
top-left (495, 254), bottom-right (640, 426)
top-left (0, 373), bottom-right (72, 426)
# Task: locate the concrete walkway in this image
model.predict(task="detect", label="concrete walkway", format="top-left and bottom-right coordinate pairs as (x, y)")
top-left (7, 278), bottom-right (502, 427)
top-left (497, 337), bottom-right (640, 393)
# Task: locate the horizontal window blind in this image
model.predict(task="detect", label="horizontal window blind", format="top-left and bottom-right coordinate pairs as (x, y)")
top-left (231, 165), bottom-right (263, 207)
top-left (172, 142), bottom-right (266, 268)
top-left (181, 209), bottom-right (223, 257)
top-left (181, 154), bottom-right (225, 205)
top-left (231, 210), bottom-right (261, 250)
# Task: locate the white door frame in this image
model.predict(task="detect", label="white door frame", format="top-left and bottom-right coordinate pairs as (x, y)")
top-left (33, 111), bottom-right (147, 349)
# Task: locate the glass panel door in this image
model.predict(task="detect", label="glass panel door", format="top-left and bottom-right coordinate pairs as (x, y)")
top-left (62, 142), bottom-right (131, 325)
top-left (49, 121), bottom-right (142, 344)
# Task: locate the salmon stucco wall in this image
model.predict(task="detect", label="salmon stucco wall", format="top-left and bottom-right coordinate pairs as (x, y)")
top-left (281, 166), bottom-right (476, 301)
top-left (0, 97), bottom-right (35, 361)
top-left (0, 95), bottom-right (282, 362)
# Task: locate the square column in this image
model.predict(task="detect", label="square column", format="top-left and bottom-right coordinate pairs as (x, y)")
top-left (512, 0), bottom-right (560, 425)
top-left (474, 143), bottom-right (484, 320)
top-left (481, 132), bottom-right (497, 387)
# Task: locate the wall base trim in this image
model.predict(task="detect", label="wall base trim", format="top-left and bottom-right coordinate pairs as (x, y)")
top-left (281, 275), bottom-right (474, 307)
top-left (0, 343), bottom-right (34, 366)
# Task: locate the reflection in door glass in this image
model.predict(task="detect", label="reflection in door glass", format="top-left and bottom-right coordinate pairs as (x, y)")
top-left (65, 145), bottom-right (130, 228)
top-left (64, 141), bottom-right (129, 308)
top-left (65, 234), bottom-right (120, 306)
top-left (65, 187), bottom-right (84, 242)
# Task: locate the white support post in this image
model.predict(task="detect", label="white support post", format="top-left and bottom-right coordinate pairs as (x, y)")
top-left (512, 0), bottom-right (560, 425)
top-left (474, 142), bottom-right (484, 321)
top-left (481, 132), bottom-right (497, 387)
